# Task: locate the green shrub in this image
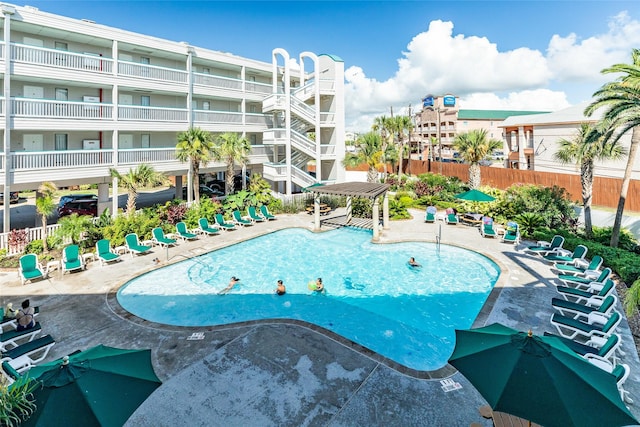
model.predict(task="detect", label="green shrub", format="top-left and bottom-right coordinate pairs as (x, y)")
top-left (24, 239), bottom-right (44, 255)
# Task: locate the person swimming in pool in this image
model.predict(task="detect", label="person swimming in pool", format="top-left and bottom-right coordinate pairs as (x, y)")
top-left (219, 276), bottom-right (240, 294)
top-left (313, 277), bottom-right (324, 293)
top-left (408, 257), bottom-right (421, 267)
top-left (275, 279), bottom-right (286, 295)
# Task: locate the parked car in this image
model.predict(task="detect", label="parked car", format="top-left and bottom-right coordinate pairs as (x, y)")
top-left (57, 199), bottom-right (98, 218)
top-left (58, 194), bottom-right (98, 209)
top-left (0, 191), bottom-right (19, 204)
top-left (182, 185), bottom-right (225, 200)
top-left (203, 174), bottom-right (250, 192)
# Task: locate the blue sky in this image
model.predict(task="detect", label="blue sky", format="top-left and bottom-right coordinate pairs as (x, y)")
top-left (11, 1), bottom-right (640, 130)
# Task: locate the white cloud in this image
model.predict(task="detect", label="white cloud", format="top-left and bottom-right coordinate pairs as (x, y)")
top-left (344, 12), bottom-right (640, 132)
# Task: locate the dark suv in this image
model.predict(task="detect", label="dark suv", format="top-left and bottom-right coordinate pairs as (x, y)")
top-left (0, 191), bottom-right (19, 204)
top-left (57, 199), bottom-right (98, 218)
top-left (182, 185), bottom-right (225, 200)
top-left (58, 194), bottom-right (98, 209)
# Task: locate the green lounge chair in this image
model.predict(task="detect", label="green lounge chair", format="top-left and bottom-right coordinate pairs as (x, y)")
top-left (543, 332), bottom-right (621, 364)
top-left (247, 206), bottom-right (266, 222)
top-left (556, 268), bottom-right (612, 290)
top-left (62, 244), bottom-right (85, 274)
top-left (1, 334), bottom-right (56, 373)
top-left (95, 239), bottom-right (121, 266)
top-left (125, 233), bottom-right (152, 258)
top-left (232, 210), bottom-right (253, 227)
top-left (444, 208), bottom-right (458, 225)
top-left (152, 227), bottom-right (178, 247)
top-left (526, 235), bottom-right (565, 256)
top-left (481, 216), bottom-right (496, 238)
top-left (215, 214), bottom-right (236, 230)
top-left (175, 222), bottom-right (198, 241)
top-left (501, 222), bottom-right (519, 244)
top-left (0, 322), bottom-right (42, 352)
top-left (18, 254), bottom-right (47, 285)
top-left (556, 278), bottom-right (614, 304)
top-left (554, 255), bottom-right (603, 277)
top-left (425, 206), bottom-right (437, 223)
top-left (550, 310), bottom-right (621, 341)
top-left (196, 218), bottom-right (220, 236)
top-left (551, 295), bottom-right (617, 320)
top-left (259, 205), bottom-right (276, 220)
top-left (543, 244), bottom-right (588, 265)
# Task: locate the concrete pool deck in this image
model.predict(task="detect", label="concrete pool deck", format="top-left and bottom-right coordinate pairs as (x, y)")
top-left (1, 209), bottom-right (639, 426)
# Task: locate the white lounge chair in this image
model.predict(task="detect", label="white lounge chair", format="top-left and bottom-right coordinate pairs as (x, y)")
top-left (555, 279), bottom-right (615, 304)
top-left (525, 235), bottom-right (565, 256)
top-left (584, 354), bottom-right (633, 404)
top-left (95, 239), bottom-right (121, 266)
top-left (544, 332), bottom-right (622, 364)
top-left (0, 322), bottom-right (42, 351)
top-left (1, 334), bottom-right (56, 374)
top-left (553, 255), bottom-right (603, 277)
top-left (550, 310), bottom-right (621, 342)
top-left (125, 233), bottom-right (152, 258)
top-left (556, 268), bottom-right (612, 289)
top-left (543, 244), bottom-right (588, 266)
top-left (18, 254), bottom-right (47, 285)
top-left (551, 295), bottom-right (617, 320)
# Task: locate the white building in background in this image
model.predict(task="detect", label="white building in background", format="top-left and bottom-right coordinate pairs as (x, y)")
top-left (0, 3), bottom-right (345, 231)
top-left (500, 102), bottom-right (638, 179)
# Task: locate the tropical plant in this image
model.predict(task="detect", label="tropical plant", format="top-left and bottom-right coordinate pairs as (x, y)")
top-left (34, 181), bottom-right (58, 252)
top-left (182, 197), bottom-right (224, 229)
top-left (55, 213), bottom-right (94, 246)
top-left (514, 212), bottom-right (546, 238)
top-left (624, 279), bottom-right (640, 318)
top-left (248, 174), bottom-right (274, 206)
top-left (223, 190), bottom-right (254, 212)
top-left (212, 132), bottom-right (250, 195)
top-left (342, 132), bottom-right (383, 183)
top-left (176, 127), bottom-right (214, 202)
top-left (453, 129), bottom-right (502, 188)
top-left (110, 164), bottom-right (166, 216)
top-left (554, 121), bottom-right (624, 238)
top-left (389, 115), bottom-right (414, 177)
top-left (0, 377), bottom-right (38, 427)
top-left (372, 115), bottom-right (393, 179)
top-left (585, 48), bottom-right (640, 247)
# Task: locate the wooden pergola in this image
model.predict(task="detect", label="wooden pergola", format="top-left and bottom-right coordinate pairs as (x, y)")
top-left (306, 182), bottom-right (390, 241)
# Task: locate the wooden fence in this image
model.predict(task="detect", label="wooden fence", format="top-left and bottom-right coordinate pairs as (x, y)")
top-left (349, 160), bottom-right (640, 212)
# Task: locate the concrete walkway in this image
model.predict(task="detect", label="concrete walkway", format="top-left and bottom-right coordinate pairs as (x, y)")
top-left (1, 209), bottom-right (638, 426)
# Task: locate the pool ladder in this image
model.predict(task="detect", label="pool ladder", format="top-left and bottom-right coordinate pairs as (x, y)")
top-left (436, 224), bottom-right (442, 251)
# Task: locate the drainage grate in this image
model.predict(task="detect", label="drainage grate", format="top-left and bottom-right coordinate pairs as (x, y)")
top-left (440, 378), bottom-right (462, 392)
top-left (187, 332), bottom-right (205, 340)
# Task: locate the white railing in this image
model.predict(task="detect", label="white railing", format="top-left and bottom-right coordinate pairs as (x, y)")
top-left (320, 112), bottom-right (335, 125)
top-left (0, 224), bottom-right (62, 256)
top-left (248, 145), bottom-right (271, 157)
top-left (118, 148), bottom-right (176, 164)
top-left (118, 105), bottom-right (188, 122)
top-left (12, 43), bottom-right (113, 74)
top-left (245, 82), bottom-right (272, 94)
top-left (193, 73), bottom-right (242, 90)
top-left (118, 61), bottom-right (188, 83)
top-left (320, 145), bottom-right (336, 156)
top-left (319, 79), bottom-right (335, 92)
top-left (245, 113), bottom-right (271, 126)
top-left (290, 97), bottom-right (316, 124)
top-left (11, 150), bottom-right (113, 170)
top-left (293, 81), bottom-right (315, 99)
top-left (262, 162), bottom-right (287, 178)
top-left (291, 165), bottom-right (316, 187)
top-left (12, 98), bottom-right (114, 120)
top-left (193, 110), bottom-right (243, 124)
top-left (262, 94), bottom-right (286, 111)
top-left (0, 153), bottom-right (4, 171)
top-left (291, 130), bottom-right (316, 157)
top-left (263, 129), bottom-right (287, 144)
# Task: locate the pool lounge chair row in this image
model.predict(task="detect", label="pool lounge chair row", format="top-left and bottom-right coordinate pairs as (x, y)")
top-left (18, 244), bottom-right (88, 284)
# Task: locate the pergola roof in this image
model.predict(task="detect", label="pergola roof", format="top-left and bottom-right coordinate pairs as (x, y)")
top-left (308, 182), bottom-right (390, 199)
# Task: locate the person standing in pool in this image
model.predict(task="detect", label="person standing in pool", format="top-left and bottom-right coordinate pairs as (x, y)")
top-left (219, 276), bottom-right (240, 294)
top-left (275, 279), bottom-right (286, 295)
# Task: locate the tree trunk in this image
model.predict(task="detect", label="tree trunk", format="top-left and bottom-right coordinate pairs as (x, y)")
top-left (193, 160), bottom-right (200, 202)
top-left (41, 216), bottom-right (48, 252)
top-left (581, 158), bottom-right (594, 238)
top-left (226, 159), bottom-right (235, 195)
top-left (469, 164), bottom-right (481, 189)
top-left (611, 126), bottom-right (640, 247)
top-left (398, 141), bottom-right (404, 177)
top-left (127, 189), bottom-right (137, 216)
top-left (367, 167), bottom-right (378, 183)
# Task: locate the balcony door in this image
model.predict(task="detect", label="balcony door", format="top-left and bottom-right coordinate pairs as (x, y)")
top-left (119, 134), bottom-right (133, 149)
top-left (23, 134), bottom-right (44, 151)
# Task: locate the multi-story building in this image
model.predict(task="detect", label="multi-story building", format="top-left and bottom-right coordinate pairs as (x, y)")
top-left (412, 94), bottom-right (547, 161)
top-left (501, 102), bottom-right (637, 178)
top-left (0, 3), bottom-right (345, 231)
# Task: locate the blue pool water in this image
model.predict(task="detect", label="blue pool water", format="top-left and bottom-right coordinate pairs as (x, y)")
top-left (117, 227), bottom-right (500, 371)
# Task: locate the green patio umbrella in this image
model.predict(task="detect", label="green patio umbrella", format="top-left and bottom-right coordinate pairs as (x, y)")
top-left (22, 345), bottom-right (162, 427)
top-left (448, 323), bottom-right (638, 427)
top-left (454, 189), bottom-right (495, 202)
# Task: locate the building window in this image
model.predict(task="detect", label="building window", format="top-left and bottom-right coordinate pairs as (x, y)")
top-left (54, 41), bottom-right (68, 51)
top-left (141, 134), bottom-right (151, 148)
top-left (55, 134), bottom-right (68, 151)
top-left (55, 88), bottom-right (68, 101)
top-left (202, 67), bottom-right (210, 74)
top-left (202, 101), bottom-right (210, 110)
top-left (141, 96), bottom-right (150, 106)
top-left (140, 57), bottom-right (150, 64)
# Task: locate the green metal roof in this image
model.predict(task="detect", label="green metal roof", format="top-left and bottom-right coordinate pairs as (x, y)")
top-left (319, 53), bottom-right (344, 62)
top-left (457, 109), bottom-right (549, 120)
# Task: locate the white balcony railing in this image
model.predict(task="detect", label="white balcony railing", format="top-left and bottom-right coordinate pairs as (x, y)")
top-left (13, 98), bottom-right (113, 119)
top-left (262, 129), bottom-right (287, 145)
top-left (320, 145), bottom-right (336, 156)
top-left (10, 150), bottom-right (113, 170)
top-left (118, 148), bottom-right (176, 164)
top-left (193, 110), bottom-right (242, 124)
top-left (12, 43), bottom-right (113, 74)
top-left (118, 105), bottom-right (188, 122)
top-left (118, 61), bottom-right (188, 83)
top-left (319, 79), bottom-right (335, 92)
top-left (245, 82), bottom-right (272, 94)
top-left (320, 112), bottom-right (335, 125)
top-left (290, 97), bottom-right (316, 124)
top-left (291, 165), bottom-right (315, 187)
top-left (193, 73), bottom-right (242, 90)
top-left (245, 113), bottom-right (272, 126)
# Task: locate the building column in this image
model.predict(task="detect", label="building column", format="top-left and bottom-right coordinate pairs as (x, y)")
top-left (346, 196), bottom-right (352, 224)
top-left (2, 5), bottom-right (15, 232)
top-left (35, 190), bottom-right (43, 227)
top-left (518, 126), bottom-right (526, 170)
top-left (97, 183), bottom-right (110, 216)
top-left (313, 195), bottom-right (321, 231)
top-left (372, 197), bottom-right (380, 241)
top-left (383, 193), bottom-right (390, 230)
top-left (174, 175), bottom-right (183, 199)
top-left (111, 177), bottom-right (119, 218)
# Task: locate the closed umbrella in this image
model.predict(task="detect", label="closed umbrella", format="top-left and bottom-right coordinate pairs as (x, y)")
top-left (22, 345), bottom-right (162, 427)
top-left (448, 323), bottom-right (637, 427)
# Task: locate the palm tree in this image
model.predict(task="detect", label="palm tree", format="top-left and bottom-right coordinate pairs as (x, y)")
top-left (452, 129), bottom-right (502, 188)
top-left (372, 115), bottom-right (393, 179)
top-left (390, 115), bottom-right (413, 177)
top-left (176, 127), bottom-right (214, 203)
top-left (56, 213), bottom-right (94, 245)
top-left (110, 164), bottom-right (166, 216)
top-left (212, 132), bottom-right (250, 195)
top-left (554, 121), bottom-right (624, 238)
top-left (342, 131), bottom-right (383, 183)
top-left (34, 181), bottom-right (57, 252)
top-left (585, 48), bottom-right (640, 247)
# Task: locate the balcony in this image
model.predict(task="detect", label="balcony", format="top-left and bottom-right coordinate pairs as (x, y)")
top-left (118, 61), bottom-right (187, 84)
top-left (10, 149), bottom-right (113, 171)
top-left (193, 110), bottom-right (242, 124)
top-left (12, 43), bottom-right (114, 74)
top-left (12, 98), bottom-right (114, 120)
top-left (118, 105), bottom-right (188, 122)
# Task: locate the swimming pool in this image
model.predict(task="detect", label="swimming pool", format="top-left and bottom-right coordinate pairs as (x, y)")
top-left (117, 227), bottom-right (500, 371)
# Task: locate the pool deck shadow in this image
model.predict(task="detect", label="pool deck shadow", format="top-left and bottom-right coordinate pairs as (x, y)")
top-left (1, 209), bottom-right (639, 426)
